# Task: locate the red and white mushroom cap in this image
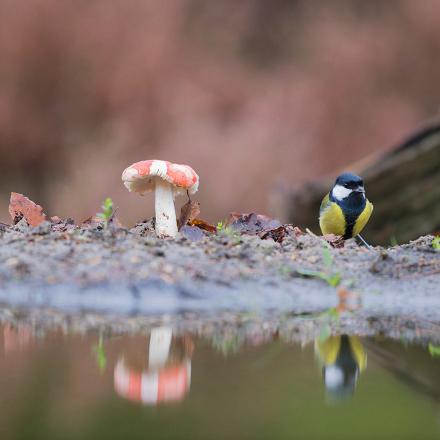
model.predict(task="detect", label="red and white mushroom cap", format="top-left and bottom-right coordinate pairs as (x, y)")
top-left (114, 358), bottom-right (191, 405)
top-left (122, 160), bottom-right (199, 197)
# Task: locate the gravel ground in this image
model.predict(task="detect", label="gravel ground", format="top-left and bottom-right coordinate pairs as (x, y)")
top-left (0, 217), bottom-right (439, 327)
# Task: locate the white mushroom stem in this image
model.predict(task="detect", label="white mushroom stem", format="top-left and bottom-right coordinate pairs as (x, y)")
top-left (148, 327), bottom-right (173, 369)
top-left (155, 179), bottom-right (178, 238)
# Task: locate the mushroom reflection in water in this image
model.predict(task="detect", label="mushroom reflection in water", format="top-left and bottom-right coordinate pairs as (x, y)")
top-left (114, 327), bottom-right (193, 405)
top-left (314, 335), bottom-right (367, 400)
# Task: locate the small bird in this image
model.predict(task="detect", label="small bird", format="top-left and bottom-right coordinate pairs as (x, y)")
top-left (319, 173), bottom-right (373, 246)
top-left (315, 335), bottom-right (367, 399)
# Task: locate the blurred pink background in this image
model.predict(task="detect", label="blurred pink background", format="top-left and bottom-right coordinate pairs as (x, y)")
top-left (1, 0), bottom-right (439, 225)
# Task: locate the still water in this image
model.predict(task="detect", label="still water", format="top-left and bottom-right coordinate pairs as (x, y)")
top-left (1, 322), bottom-right (440, 440)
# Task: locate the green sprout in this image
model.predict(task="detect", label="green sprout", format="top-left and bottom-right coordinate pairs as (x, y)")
top-left (322, 246), bottom-right (333, 269)
top-left (428, 343), bottom-right (440, 358)
top-left (96, 197), bottom-right (114, 228)
top-left (92, 334), bottom-right (107, 373)
top-left (296, 246), bottom-right (341, 287)
top-left (390, 235), bottom-right (398, 246)
top-left (432, 236), bottom-right (440, 251)
top-left (428, 343), bottom-right (440, 357)
top-left (216, 221), bottom-right (241, 244)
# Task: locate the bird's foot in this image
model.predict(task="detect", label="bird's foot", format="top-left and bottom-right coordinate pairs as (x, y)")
top-left (356, 234), bottom-right (373, 250)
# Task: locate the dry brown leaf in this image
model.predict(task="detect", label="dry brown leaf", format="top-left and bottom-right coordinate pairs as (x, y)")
top-left (227, 212), bottom-right (282, 234)
top-left (189, 218), bottom-right (217, 233)
top-left (259, 225), bottom-right (287, 243)
top-left (323, 234), bottom-right (345, 248)
top-left (9, 192), bottom-right (46, 227)
top-left (177, 200), bottom-right (201, 230)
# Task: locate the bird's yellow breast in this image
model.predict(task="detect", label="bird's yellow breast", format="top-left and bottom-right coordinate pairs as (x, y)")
top-left (353, 200), bottom-right (373, 237)
top-left (319, 193), bottom-right (373, 238)
top-left (315, 336), bottom-right (367, 372)
top-left (319, 194), bottom-right (346, 236)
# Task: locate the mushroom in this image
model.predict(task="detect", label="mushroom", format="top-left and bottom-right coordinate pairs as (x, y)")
top-left (122, 160), bottom-right (199, 238)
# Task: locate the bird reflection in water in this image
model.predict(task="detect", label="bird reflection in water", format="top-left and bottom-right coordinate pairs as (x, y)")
top-left (114, 327), bottom-right (194, 405)
top-left (315, 335), bottom-right (367, 400)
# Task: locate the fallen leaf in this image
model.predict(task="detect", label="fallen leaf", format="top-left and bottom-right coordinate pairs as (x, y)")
top-left (259, 225), bottom-right (287, 243)
top-left (9, 192), bottom-right (46, 227)
top-left (189, 218), bottom-right (217, 233)
top-left (227, 212), bottom-right (282, 234)
top-left (178, 200), bottom-right (201, 230)
top-left (323, 234), bottom-right (345, 248)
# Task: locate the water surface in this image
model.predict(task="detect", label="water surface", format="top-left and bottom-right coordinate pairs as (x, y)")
top-left (1, 323), bottom-right (440, 440)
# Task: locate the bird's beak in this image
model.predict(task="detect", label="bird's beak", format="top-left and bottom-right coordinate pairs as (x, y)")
top-left (354, 187), bottom-right (365, 194)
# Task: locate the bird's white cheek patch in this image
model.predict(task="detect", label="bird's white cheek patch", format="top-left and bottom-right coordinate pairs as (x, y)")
top-left (332, 184), bottom-right (352, 200)
top-left (324, 365), bottom-right (344, 389)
